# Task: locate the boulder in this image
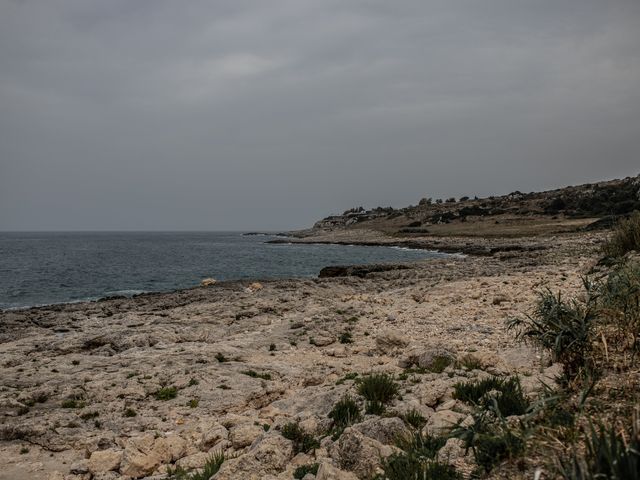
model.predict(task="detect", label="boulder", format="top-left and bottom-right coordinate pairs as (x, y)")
top-left (398, 346), bottom-right (455, 369)
top-left (316, 461), bottom-right (359, 480)
top-left (423, 410), bottom-right (467, 436)
top-left (201, 278), bottom-right (217, 287)
top-left (229, 423), bottom-right (264, 449)
top-left (201, 423), bottom-right (229, 450)
top-left (212, 435), bottom-right (293, 479)
top-left (88, 449), bottom-right (122, 474)
top-left (330, 428), bottom-right (398, 478)
top-left (352, 417), bottom-right (409, 445)
top-left (375, 329), bottom-right (409, 354)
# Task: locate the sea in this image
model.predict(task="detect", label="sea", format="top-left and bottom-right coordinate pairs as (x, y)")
top-left (0, 232), bottom-right (446, 310)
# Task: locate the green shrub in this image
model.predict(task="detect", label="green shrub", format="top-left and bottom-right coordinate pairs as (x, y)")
top-left (558, 420), bottom-right (640, 480)
top-left (215, 352), bottom-right (227, 363)
top-left (269, 343), bottom-right (276, 351)
top-left (293, 463), bottom-right (319, 479)
top-left (357, 373), bottom-right (399, 405)
top-left (402, 408), bottom-right (427, 429)
top-left (378, 454), bottom-right (462, 480)
top-left (452, 415), bottom-right (524, 472)
top-left (155, 386), bottom-right (178, 401)
top-left (508, 288), bottom-right (597, 380)
top-left (453, 376), bottom-right (529, 416)
top-left (457, 354), bottom-right (483, 371)
top-left (241, 370), bottom-right (271, 380)
top-left (123, 408), bottom-right (137, 417)
top-left (395, 431), bottom-right (446, 459)
top-left (339, 331), bottom-right (353, 344)
top-left (167, 450), bottom-right (225, 480)
top-left (599, 260), bottom-right (640, 351)
top-left (281, 422), bottom-right (319, 454)
top-left (602, 210), bottom-right (640, 258)
top-left (329, 396), bottom-right (361, 429)
top-left (61, 399), bottom-right (85, 409)
top-left (365, 400), bottom-right (386, 415)
top-left (426, 355), bottom-right (453, 373)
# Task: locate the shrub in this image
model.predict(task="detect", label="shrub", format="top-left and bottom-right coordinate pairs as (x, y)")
top-left (123, 408), bottom-right (137, 417)
top-left (426, 355), bottom-right (453, 373)
top-left (357, 373), bottom-right (399, 405)
top-left (188, 398), bottom-right (199, 408)
top-left (508, 288), bottom-right (597, 380)
top-left (241, 370), bottom-right (271, 381)
top-left (558, 420), bottom-right (640, 480)
top-left (378, 455), bottom-right (462, 480)
top-left (456, 354), bottom-right (483, 371)
top-left (269, 343), bottom-right (276, 351)
top-left (167, 450), bottom-right (225, 480)
top-left (215, 352), bottom-right (227, 363)
top-left (599, 260), bottom-right (640, 351)
top-left (188, 378), bottom-right (199, 386)
top-left (602, 210), bottom-right (640, 257)
top-left (61, 399), bottom-right (85, 409)
top-left (453, 376), bottom-right (529, 416)
top-left (395, 431), bottom-right (446, 459)
top-left (293, 463), bottom-right (319, 479)
top-left (452, 415), bottom-right (524, 472)
top-left (365, 400), bottom-right (386, 415)
top-left (281, 422), bottom-right (319, 454)
top-left (339, 331), bottom-right (353, 344)
top-left (155, 386), bottom-right (178, 401)
top-left (402, 408), bottom-right (427, 429)
top-left (329, 396), bottom-right (361, 429)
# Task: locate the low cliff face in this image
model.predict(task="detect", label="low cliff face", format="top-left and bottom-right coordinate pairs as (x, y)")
top-left (312, 174), bottom-right (640, 234)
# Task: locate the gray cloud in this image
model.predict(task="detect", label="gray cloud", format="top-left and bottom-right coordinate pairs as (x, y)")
top-left (1, 0), bottom-right (639, 230)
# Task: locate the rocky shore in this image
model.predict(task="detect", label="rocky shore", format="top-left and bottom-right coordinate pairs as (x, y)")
top-left (0, 230), bottom-right (606, 480)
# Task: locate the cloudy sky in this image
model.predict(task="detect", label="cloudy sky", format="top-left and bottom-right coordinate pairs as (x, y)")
top-left (1, 0), bottom-right (639, 231)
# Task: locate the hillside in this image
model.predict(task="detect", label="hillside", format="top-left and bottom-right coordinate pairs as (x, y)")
top-left (308, 174), bottom-right (640, 238)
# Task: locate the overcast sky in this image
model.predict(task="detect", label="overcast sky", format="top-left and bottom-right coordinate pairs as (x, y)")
top-left (1, 0), bottom-right (639, 231)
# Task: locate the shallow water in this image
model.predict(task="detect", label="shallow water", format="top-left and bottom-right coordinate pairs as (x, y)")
top-left (0, 232), bottom-right (446, 309)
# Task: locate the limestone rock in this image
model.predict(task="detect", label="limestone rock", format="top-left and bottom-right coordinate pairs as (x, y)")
top-left (212, 434), bottom-right (293, 479)
top-left (316, 461), bottom-right (359, 480)
top-left (201, 278), bottom-right (217, 286)
top-left (423, 410), bottom-right (466, 436)
top-left (352, 417), bottom-right (409, 445)
top-left (201, 423), bottom-right (229, 450)
top-left (398, 346), bottom-right (455, 369)
top-left (229, 423), bottom-right (264, 449)
top-left (330, 428), bottom-right (398, 478)
top-left (88, 449), bottom-right (122, 474)
top-left (375, 329), bottom-right (409, 354)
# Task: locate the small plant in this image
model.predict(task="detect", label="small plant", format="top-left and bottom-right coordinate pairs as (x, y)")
top-left (453, 376), bottom-right (529, 416)
top-left (366, 400), bottom-right (386, 415)
top-left (215, 352), bottom-right (227, 363)
top-left (188, 378), bottom-right (199, 387)
top-left (167, 450), bottom-right (225, 480)
top-left (80, 411), bottom-right (99, 421)
top-left (395, 431), bottom-right (446, 459)
top-left (61, 399), bottom-right (85, 409)
top-left (426, 355), bottom-right (453, 373)
top-left (452, 414), bottom-right (524, 473)
top-left (329, 395), bottom-right (362, 429)
top-left (357, 373), bottom-right (399, 406)
top-left (602, 210), bottom-right (640, 258)
top-left (294, 463), bottom-right (319, 479)
top-left (402, 408), bottom-right (427, 429)
top-left (336, 372), bottom-right (358, 385)
top-left (281, 422), bottom-right (319, 454)
top-left (188, 398), bottom-right (199, 408)
top-left (72, 360), bottom-right (80, 365)
top-left (508, 287), bottom-right (597, 381)
top-left (269, 343), bottom-right (276, 351)
top-left (262, 423), bottom-right (270, 431)
top-left (19, 447), bottom-right (29, 454)
top-left (378, 454), bottom-right (461, 480)
top-left (457, 354), bottom-right (483, 371)
top-left (339, 331), bottom-right (353, 344)
top-left (241, 370), bottom-right (272, 380)
top-left (123, 408), bottom-right (137, 417)
top-left (557, 418), bottom-right (640, 480)
top-left (155, 386), bottom-right (178, 401)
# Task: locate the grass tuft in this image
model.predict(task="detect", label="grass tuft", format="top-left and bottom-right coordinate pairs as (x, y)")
top-left (453, 376), bottom-right (529, 416)
top-left (281, 422), bottom-right (320, 454)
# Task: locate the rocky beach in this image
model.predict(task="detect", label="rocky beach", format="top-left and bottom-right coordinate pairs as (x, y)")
top-left (0, 226), bottom-right (607, 480)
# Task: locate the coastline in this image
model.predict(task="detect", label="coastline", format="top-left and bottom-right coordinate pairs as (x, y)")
top-left (0, 229), bottom-right (605, 479)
